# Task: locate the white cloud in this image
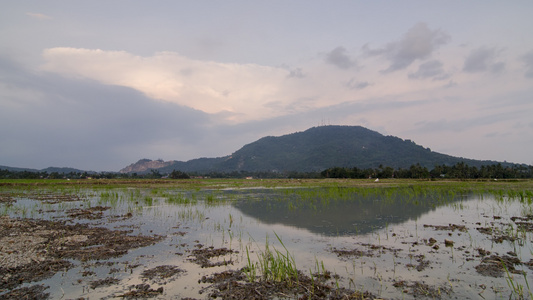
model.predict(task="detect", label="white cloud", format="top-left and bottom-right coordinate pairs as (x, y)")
top-left (41, 46), bottom-right (450, 123)
top-left (41, 48), bottom-right (289, 121)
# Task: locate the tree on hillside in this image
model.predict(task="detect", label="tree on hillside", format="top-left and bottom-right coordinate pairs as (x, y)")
top-left (169, 170), bottom-right (190, 179)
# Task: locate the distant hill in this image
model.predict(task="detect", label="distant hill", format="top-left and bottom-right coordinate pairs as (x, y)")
top-left (120, 157), bottom-right (226, 174)
top-left (0, 165), bottom-right (93, 174)
top-left (120, 159), bottom-right (177, 173)
top-left (0, 165), bottom-right (40, 172)
top-left (41, 167), bottom-right (92, 174)
top-left (121, 125), bottom-right (508, 174)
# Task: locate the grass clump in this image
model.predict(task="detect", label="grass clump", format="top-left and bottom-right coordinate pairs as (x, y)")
top-left (245, 233), bottom-right (299, 286)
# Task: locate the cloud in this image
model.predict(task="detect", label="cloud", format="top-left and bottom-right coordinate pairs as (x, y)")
top-left (40, 47), bottom-right (419, 123)
top-left (287, 67), bottom-right (305, 78)
top-left (345, 78), bottom-right (372, 90)
top-left (408, 60), bottom-right (450, 80)
top-left (521, 50), bottom-right (533, 78)
top-left (41, 48), bottom-right (290, 122)
top-left (0, 57), bottom-right (231, 170)
top-left (26, 12), bottom-right (52, 20)
top-left (325, 46), bottom-right (357, 69)
top-left (364, 23), bottom-right (450, 72)
top-left (463, 47), bottom-right (505, 73)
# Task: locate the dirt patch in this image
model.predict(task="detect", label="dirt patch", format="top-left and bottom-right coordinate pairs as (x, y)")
top-left (476, 225), bottom-right (520, 244)
top-left (0, 284), bottom-right (49, 300)
top-left (331, 247), bottom-right (369, 258)
top-left (0, 193), bottom-right (15, 205)
top-left (476, 226), bottom-right (493, 235)
top-left (89, 277), bottom-right (120, 289)
top-left (117, 283), bottom-right (164, 299)
top-left (0, 259), bottom-right (72, 291)
top-left (475, 254), bottom-right (523, 277)
top-left (406, 254), bottom-right (431, 272)
top-left (331, 243), bottom-right (401, 259)
top-left (511, 215), bottom-right (533, 232)
top-left (510, 215), bottom-right (533, 222)
top-left (188, 246), bottom-right (236, 268)
top-left (393, 280), bottom-right (451, 298)
top-left (423, 223), bottom-right (467, 232)
top-left (141, 265), bottom-right (185, 283)
top-left (0, 216), bottom-right (164, 291)
top-left (26, 192), bottom-right (85, 204)
top-left (201, 269), bottom-right (377, 300)
top-left (66, 205), bottom-right (110, 219)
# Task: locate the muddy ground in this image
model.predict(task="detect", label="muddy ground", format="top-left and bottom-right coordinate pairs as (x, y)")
top-left (0, 215), bottom-right (164, 299)
top-left (0, 211), bottom-right (380, 299)
top-left (3, 217), bottom-right (531, 299)
top-left (1, 188), bottom-right (533, 299)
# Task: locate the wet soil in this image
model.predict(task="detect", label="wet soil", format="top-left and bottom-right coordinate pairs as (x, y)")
top-left (0, 216), bottom-right (164, 293)
top-left (26, 192), bottom-right (85, 204)
top-left (199, 269), bottom-right (378, 300)
top-left (329, 211), bottom-right (533, 298)
top-left (1, 183), bottom-right (533, 299)
top-left (89, 277), bottom-right (121, 289)
top-left (393, 280), bottom-right (451, 298)
top-left (0, 284), bottom-right (50, 300)
top-left (188, 246), bottom-right (237, 268)
top-left (475, 254), bottom-right (524, 277)
top-left (116, 283), bottom-right (164, 299)
top-left (0, 193), bottom-right (15, 205)
top-left (66, 205), bottom-right (111, 220)
top-left (141, 265), bottom-right (185, 284)
top-left (423, 223), bottom-right (467, 232)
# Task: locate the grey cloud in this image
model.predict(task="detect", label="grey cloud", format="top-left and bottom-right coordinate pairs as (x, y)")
top-left (345, 78), bottom-right (372, 90)
top-left (0, 56), bottom-right (214, 171)
top-left (408, 60), bottom-right (450, 80)
top-left (521, 50), bottom-right (533, 78)
top-left (325, 46), bottom-right (357, 69)
top-left (444, 80), bottom-right (457, 88)
top-left (463, 47), bottom-right (505, 73)
top-left (287, 67), bottom-right (305, 78)
top-left (365, 23), bottom-right (450, 72)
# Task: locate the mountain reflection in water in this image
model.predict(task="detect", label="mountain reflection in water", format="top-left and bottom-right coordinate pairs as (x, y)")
top-left (233, 189), bottom-right (465, 236)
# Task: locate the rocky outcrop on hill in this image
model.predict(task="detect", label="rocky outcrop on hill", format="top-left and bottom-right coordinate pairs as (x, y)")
top-left (119, 159), bottom-right (176, 174)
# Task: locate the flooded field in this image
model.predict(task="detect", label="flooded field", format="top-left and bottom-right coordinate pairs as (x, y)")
top-left (1, 179), bottom-right (533, 299)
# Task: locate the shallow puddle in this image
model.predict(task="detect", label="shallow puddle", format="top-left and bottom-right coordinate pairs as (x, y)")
top-left (1, 185), bottom-right (532, 299)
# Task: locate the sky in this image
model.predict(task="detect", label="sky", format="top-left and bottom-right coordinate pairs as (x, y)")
top-left (1, 1), bottom-right (533, 171)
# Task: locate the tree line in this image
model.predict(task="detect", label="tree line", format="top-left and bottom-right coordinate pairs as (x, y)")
top-left (1, 162), bottom-right (532, 180)
top-left (320, 162), bottom-right (533, 179)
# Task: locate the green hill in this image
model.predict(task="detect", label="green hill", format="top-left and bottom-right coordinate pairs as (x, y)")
top-left (122, 125), bottom-right (505, 174)
top-left (216, 125), bottom-right (498, 172)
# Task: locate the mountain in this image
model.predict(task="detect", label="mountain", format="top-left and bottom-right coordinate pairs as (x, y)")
top-left (121, 125), bottom-right (506, 174)
top-left (120, 159), bottom-right (177, 173)
top-left (120, 157), bottom-right (227, 174)
top-left (41, 167), bottom-right (93, 174)
top-left (0, 165), bottom-right (94, 174)
top-left (0, 165), bottom-right (40, 172)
